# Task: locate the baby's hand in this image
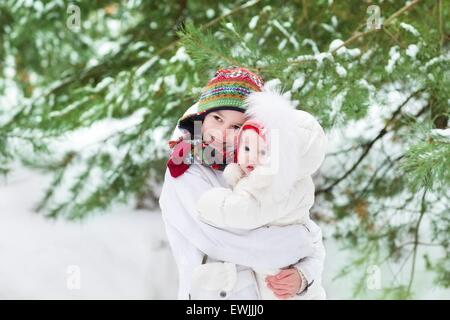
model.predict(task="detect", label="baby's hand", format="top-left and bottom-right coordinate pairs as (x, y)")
top-left (223, 163), bottom-right (244, 187)
top-left (246, 165), bottom-right (273, 189)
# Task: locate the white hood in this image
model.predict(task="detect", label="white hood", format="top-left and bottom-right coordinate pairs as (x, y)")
top-left (244, 85), bottom-right (327, 197)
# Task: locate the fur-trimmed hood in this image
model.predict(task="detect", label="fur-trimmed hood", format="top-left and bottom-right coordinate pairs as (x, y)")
top-left (244, 85), bottom-right (327, 197)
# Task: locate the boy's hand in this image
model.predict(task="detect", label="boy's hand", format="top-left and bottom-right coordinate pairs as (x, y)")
top-left (265, 268), bottom-right (301, 299)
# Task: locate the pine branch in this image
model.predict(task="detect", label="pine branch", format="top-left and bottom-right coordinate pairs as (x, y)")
top-left (356, 153), bottom-right (405, 199)
top-left (55, 1), bottom-right (262, 93)
top-left (6, 0), bottom-right (263, 126)
top-left (391, 248), bottom-right (415, 288)
top-left (201, 0), bottom-right (262, 30)
top-left (438, 0), bottom-right (444, 48)
top-left (179, 22), bottom-right (244, 68)
top-left (401, 130), bottom-right (450, 191)
top-left (317, 88), bottom-right (425, 194)
top-left (330, 0), bottom-right (423, 67)
top-left (255, 0), bottom-right (425, 74)
top-left (406, 189), bottom-right (427, 295)
top-left (330, 0), bottom-right (423, 54)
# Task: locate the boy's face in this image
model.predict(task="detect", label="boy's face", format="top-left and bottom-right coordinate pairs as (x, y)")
top-left (201, 110), bottom-right (246, 152)
top-left (237, 129), bottom-right (267, 175)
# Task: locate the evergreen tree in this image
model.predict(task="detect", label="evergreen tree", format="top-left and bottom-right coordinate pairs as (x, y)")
top-left (0, 0), bottom-right (448, 298)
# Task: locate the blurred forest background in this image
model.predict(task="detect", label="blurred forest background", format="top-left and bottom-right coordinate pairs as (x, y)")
top-left (0, 0), bottom-right (449, 299)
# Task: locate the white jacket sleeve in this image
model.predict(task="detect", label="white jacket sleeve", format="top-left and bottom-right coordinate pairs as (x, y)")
top-left (196, 188), bottom-right (281, 230)
top-left (293, 218), bottom-right (325, 292)
top-left (159, 165), bottom-right (314, 270)
top-left (196, 168), bottom-right (314, 230)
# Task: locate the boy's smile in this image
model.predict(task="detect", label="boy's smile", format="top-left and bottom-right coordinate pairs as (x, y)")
top-left (201, 109), bottom-right (247, 154)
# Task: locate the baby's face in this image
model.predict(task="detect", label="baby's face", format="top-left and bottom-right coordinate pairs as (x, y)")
top-left (237, 129), bottom-right (267, 175)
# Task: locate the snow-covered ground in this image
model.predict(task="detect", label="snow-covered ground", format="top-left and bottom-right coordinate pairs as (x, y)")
top-left (0, 167), bottom-right (177, 299)
top-left (1, 167), bottom-right (448, 299)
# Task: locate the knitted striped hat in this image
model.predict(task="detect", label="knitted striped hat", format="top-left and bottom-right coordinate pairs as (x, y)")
top-left (197, 67), bottom-right (264, 111)
top-left (178, 67), bottom-right (264, 134)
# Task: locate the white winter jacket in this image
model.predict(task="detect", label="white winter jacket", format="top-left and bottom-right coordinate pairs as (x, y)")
top-left (159, 90), bottom-right (327, 300)
top-left (196, 87), bottom-right (327, 231)
top-left (160, 164), bottom-right (325, 300)
top-left (194, 88), bottom-right (328, 299)
top-left (194, 166), bottom-right (325, 300)
top-left (196, 164), bottom-right (315, 230)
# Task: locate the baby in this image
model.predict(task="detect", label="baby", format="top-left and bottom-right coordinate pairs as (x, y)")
top-left (192, 87), bottom-right (327, 300)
